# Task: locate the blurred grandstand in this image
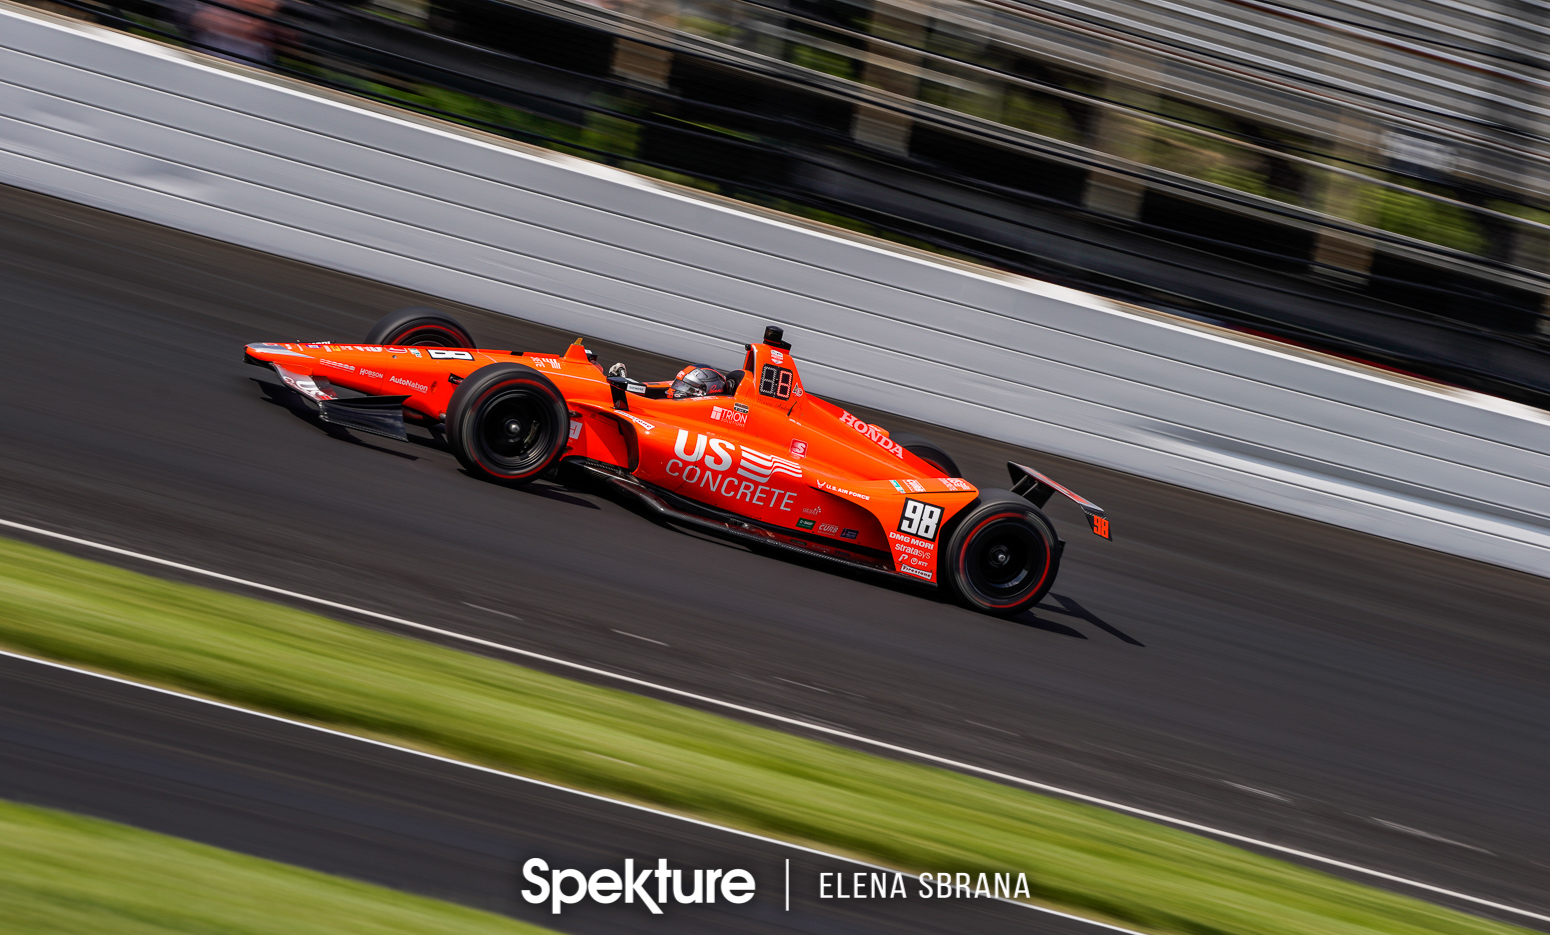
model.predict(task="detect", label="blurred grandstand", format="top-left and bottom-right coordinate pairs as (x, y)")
top-left (32, 0), bottom-right (1550, 404)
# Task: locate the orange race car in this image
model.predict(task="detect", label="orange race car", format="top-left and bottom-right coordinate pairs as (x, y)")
top-left (244, 308), bottom-right (1109, 615)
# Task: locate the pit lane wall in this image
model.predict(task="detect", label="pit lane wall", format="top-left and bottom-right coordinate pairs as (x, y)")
top-left (2, 3), bottom-right (1547, 578)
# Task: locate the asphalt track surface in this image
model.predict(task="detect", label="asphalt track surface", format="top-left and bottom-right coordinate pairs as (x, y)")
top-left (1, 183), bottom-right (1548, 929)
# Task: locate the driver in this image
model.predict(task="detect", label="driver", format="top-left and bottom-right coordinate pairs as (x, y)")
top-left (668, 365), bottom-right (729, 398)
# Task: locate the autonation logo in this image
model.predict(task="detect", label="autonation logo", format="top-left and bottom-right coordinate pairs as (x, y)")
top-left (521, 858), bottom-right (755, 914)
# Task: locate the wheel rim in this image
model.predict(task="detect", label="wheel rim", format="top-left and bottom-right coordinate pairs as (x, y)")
top-left (962, 514), bottom-right (1048, 606)
top-left (392, 323), bottom-right (466, 347)
top-left (474, 386), bottom-right (554, 474)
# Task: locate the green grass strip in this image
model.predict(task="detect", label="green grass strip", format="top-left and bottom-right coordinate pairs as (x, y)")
top-left (0, 535), bottom-right (1530, 935)
top-left (0, 798), bottom-right (553, 934)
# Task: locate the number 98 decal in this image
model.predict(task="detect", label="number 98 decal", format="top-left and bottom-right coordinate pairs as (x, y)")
top-left (898, 498), bottom-right (943, 541)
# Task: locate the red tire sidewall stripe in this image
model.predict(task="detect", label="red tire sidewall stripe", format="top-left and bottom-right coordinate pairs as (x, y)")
top-left (955, 511), bottom-right (1052, 609)
top-left (467, 378), bottom-right (553, 481)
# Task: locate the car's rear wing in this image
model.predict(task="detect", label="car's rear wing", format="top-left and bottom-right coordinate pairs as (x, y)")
top-left (1008, 462), bottom-right (1111, 540)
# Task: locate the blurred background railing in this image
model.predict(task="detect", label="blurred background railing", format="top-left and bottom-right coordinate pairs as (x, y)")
top-left (27, 0), bottom-right (1550, 406)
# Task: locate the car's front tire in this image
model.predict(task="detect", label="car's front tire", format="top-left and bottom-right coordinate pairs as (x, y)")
top-left (941, 491), bottom-right (1059, 616)
top-left (446, 363), bottom-right (569, 485)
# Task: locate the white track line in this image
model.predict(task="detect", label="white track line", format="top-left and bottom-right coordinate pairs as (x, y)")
top-left (2, 516), bottom-right (1545, 925)
top-left (0, 649), bottom-right (1130, 931)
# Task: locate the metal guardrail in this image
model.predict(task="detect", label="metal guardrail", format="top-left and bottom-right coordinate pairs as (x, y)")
top-left (3, 2), bottom-right (1546, 576)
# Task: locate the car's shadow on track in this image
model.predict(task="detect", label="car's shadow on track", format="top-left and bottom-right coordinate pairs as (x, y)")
top-left (450, 465), bottom-right (605, 510)
top-left (1028, 595), bottom-right (1144, 645)
top-left (502, 477), bottom-right (602, 510)
top-left (1015, 611), bottom-right (1088, 639)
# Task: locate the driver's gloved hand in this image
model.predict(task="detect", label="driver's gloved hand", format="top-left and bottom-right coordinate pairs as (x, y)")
top-left (607, 363), bottom-right (628, 378)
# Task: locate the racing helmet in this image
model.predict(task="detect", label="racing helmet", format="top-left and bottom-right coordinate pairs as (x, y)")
top-left (669, 365), bottom-right (728, 398)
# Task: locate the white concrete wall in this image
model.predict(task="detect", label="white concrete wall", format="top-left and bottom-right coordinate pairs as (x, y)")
top-left (2, 3), bottom-right (1546, 575)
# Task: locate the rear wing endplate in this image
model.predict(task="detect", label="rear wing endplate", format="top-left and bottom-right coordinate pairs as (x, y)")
top-left (1008, 462), bottom-right (1111, 540)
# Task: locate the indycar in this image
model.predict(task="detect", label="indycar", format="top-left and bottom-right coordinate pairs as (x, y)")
top-left (244, 307), bottom-right (1109, 615)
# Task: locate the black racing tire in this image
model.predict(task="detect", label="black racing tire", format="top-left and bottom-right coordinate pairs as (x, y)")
top-left (365, 307), bottom-right (475, 348)
top-left (941, 491), bottom-right (1059, 616)
top-left (891, 431), bottom-right (962, 478)
top-left (446, 363), bottom-right (569, 485)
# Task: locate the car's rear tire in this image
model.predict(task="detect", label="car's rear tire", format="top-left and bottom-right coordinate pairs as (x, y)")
top-left (365, 307), bottom-right (475, 348)
top-left (446, 363), bottom-right (569, 485)
top-left (941, 491), bottom-right (1059, 616)
top-left (891, 431), bottom-right (962, 478)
